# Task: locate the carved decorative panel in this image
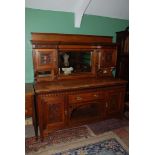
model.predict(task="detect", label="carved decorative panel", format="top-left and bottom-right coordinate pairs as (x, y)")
top-left (40, 95), bottom-right (65, 132)
top-left (48, 103), bottom-right (63, 124)
top-left (40, 53), bottom-right (52, 65)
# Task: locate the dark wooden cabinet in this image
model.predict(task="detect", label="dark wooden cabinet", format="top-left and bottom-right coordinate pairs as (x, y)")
top-left (30, 33), bottom-right (127, 140)
top-left (116, 27), bottom-right (129, 102)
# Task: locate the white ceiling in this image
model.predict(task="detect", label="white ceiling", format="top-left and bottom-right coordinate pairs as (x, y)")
top-left (25, 0), bottom-right (129, 20)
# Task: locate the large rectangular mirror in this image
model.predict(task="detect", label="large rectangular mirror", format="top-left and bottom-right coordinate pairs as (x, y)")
top-left (58, 51), bottom-right (92, 75)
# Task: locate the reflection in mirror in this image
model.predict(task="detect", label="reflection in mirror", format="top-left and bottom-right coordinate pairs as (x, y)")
top-left (58, 51), bottom-right (92, 75)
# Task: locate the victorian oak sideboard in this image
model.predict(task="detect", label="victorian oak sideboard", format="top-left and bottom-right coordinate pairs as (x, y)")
top-left (30, 33), bottom-right (127, 140)
top-left (34, 79), bottom-right (126, 139)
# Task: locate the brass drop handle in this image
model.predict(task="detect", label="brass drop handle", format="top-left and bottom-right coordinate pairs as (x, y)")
top-left (93, 94), bottom-right (99, 97)
top-left (76, 96), bottom-right (82, 101)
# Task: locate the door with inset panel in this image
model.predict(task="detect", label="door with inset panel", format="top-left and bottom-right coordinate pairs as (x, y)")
top-left (33, 49), bottom-right (58, 82)
top-left (97, 48), bottom-right (117, 77)
top-left (38, 95), bottom-right (66, 137)
top-left (105, 88), bottom-right (125, 117)
top-left (101, 48), bottom-right (117, 67)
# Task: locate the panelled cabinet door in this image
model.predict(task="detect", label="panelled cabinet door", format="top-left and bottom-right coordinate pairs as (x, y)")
top-left (97, 48), bottom-right (117, 77)
top-left (33, 49), bottom-right (58, 81)
top-left (100, 48), bottom-right (117, 68)
top-left (106, 88), bottom-right (125, 117)
top-left (34, 49), bottom-right (57, 70)
top-left (39, 95), bottom-right (66, 135)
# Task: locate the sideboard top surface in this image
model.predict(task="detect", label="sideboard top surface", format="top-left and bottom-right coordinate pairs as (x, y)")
top-left (34, 78), bottom-right (127, 94)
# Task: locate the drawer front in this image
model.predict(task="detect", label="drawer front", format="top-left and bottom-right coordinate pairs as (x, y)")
top-left (69, 91), bottom-right (104, 104)
top-left (25, 95), bottom-right (33, 117)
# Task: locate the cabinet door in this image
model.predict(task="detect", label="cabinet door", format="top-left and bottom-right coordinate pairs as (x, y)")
top-left (33, 49), bottom-right (58, 81)
top-left (38, 95), bottom-right (66, 136)
top-left (103, 48), bottom-right (117, 67)
top-left (100, 48), bottom-right (117, 68)
top-left (34, 49), bottom-right (57, 70)
top-left (106, 88), bottom-right (125, 117)
top-left (97, 48), bottom-right (117, 77)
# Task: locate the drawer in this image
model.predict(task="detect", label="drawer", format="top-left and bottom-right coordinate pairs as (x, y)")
top-left (68, 91), bottom-right (104, 104)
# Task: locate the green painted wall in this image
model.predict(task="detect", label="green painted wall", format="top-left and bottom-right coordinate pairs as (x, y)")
top-left (25, 8), bottom-right (128, 83)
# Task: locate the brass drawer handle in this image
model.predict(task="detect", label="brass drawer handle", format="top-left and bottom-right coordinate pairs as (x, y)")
top-left (76, 96), bottom-right (82, 101)
top-left (93, 94), bottom-right (99, 97)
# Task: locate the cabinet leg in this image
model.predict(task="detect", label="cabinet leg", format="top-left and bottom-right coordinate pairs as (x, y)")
top-left (33, 124), bottom-right (38, 140)
top-left (32, 93), bottom-right (39, 140)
